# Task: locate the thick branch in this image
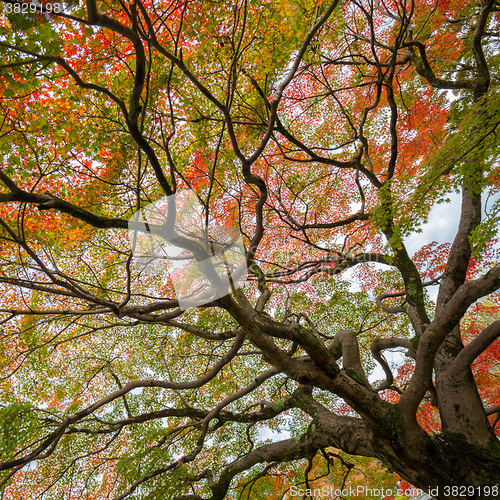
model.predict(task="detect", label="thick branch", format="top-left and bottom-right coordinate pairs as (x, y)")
top-left (436, 179), bottom-right (482, 313)
top-left (370, 337), bottom-right (414, 391)
top-left (329, 329), bottom-right (370, 386)
top-left (452, 320), bottom-right (500, 373)
top-left (400, 263), bottom-right (500, 418)
top-left (0, 185), bottom-right (130, 230)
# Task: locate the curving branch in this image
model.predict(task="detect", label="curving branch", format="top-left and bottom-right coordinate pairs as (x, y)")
top-left (452, 320), bottom-right (500, 372)
top-left (274, 117), bottom-right (383, 188)
top-left (370, 337), bottom-right (414, 391)
top-left (329, 329), bottom-right (370, 386)
top-left (375, 291), bottom-right (405, 314)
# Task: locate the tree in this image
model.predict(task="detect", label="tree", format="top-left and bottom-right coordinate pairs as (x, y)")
top-left (0, 0), bottom-right (500, 498)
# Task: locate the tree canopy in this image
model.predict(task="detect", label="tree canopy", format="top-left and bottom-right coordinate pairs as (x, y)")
top-left (0, 0), bottom-right (500, 498)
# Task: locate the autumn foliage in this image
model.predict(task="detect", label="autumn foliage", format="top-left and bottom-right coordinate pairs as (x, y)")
top-left (0, 0), bottom-right (500, 499)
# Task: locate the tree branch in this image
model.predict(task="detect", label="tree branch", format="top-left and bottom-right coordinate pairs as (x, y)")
top-left (452, 320), bottom-right (500, 372)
